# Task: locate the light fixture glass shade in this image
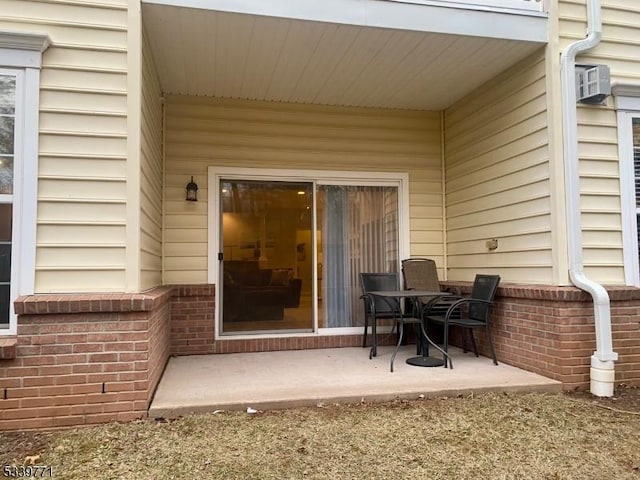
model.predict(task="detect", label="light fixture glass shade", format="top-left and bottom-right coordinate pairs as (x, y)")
top-left (186, 176), bottom-right (198, 201)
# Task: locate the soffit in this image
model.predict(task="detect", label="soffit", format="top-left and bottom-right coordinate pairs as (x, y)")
top-left (142, 3), bottom-right (546, 111)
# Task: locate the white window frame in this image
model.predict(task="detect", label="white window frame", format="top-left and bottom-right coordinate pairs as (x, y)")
top-left (0, 32), bottom-right (50, 335)
top-left (614, 85), bottom-right (640, 287)
top-left (207, 166), bottom-right (411, 340)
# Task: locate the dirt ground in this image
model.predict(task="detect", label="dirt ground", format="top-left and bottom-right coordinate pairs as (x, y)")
top-left (566, 384), bottom-right (640, 414)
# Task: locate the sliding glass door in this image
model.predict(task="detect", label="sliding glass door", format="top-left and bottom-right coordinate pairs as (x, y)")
top-left (213, 168), bottom-right (405, 336)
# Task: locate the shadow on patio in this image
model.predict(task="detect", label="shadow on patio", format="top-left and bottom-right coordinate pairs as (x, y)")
top-left (149, 346), bottom-right (561, 418)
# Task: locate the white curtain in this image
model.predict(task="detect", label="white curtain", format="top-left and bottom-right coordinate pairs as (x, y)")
top-left (321, 185), bottom-right (398, 328)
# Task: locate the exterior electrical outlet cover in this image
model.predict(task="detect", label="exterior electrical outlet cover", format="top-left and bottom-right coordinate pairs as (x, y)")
top-left (576, 64), bottom-right (611, 104)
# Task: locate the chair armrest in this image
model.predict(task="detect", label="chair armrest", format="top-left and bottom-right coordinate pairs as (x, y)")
top-left (422, 295), bottom-right (464, 316)
top-left (360, 293), bottom-right (375, 314)
top-left (361, 293), bottom-right (401, 317)
top-left (442, 297), bottom-right (492, 321)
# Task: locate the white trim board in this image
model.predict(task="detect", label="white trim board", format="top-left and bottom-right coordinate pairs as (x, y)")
top-left (142, 0), bottom-right (547, 43)
top-left (0, 31), bottom-right (49, 335)
top-left (616, 110), bottom-right (640, 287)
top-left (614, 85), bottom-right (640, 286)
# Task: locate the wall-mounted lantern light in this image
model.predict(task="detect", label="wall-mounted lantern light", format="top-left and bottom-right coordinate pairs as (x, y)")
top-left (186, 176), bottom-right (198, 201)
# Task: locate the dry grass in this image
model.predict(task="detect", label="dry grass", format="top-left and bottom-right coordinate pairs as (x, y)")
top-left (2, 390), bottom-right (640, 479)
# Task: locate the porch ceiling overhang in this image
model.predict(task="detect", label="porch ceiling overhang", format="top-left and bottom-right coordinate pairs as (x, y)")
top-left (142, 0), bottom-right (547, 111)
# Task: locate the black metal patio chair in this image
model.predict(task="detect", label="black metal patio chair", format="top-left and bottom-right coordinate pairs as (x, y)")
top-left (401, 258), bottom-right (440, 292)
top-left (424, 274), bottom-right (501, 365)
top-left (359, 272), bottom-right (424, 372)
top-left (401, 258), bottom-right (457, 317)
top-left (360, 272), bottom-right (399, 350)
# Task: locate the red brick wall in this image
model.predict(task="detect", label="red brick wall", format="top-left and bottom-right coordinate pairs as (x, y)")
top-left (3, 282), bottom-right (638, 430)
top-left (612, 294), bottom-right (640, 385)
top-left (169, 284), bottom-right (383, 355)
top-left (170, 285), bottom-right (215, 355)
top-left (442, 282), bottom-right (640, 390)
top-left (0, 288), bottom-right (172, 430)
top-left (147, 297), bottom-right (172, 404)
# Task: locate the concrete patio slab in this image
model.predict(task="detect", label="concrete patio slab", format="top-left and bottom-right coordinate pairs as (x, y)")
top-left (149, 346), bottom-right (562, 418)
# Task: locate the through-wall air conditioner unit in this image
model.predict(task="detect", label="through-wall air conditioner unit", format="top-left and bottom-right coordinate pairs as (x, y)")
top-left (576, 64), bottom-right (611, 104)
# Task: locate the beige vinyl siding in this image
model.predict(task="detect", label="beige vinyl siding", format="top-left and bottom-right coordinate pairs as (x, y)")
top-left (140, 27), bottom-right (163, 290)
top-left (1, 0), bottom-right (129, 292)
top-left (164, 96), bottom-right (443, 285)
top-left (557, 0), bottom-right (640, 284)
top-left (444, 49), bottom-right (552, 284)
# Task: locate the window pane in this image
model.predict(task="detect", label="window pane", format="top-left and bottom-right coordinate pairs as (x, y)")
top-left (0, 76), bottom-right (16, 115)
top-left (0, 204), bottom-right (10, 241)
top-left (0, 75), bottom-right (15, 330)
top-left (0, 156), bottom-right (13, 194)
top-left (0, 116), bottom-right (14, 154)
top-left (0, 203), bottom-right (11, 324)
top-left (0, 284), bottom-right (9, 328)
top-left (0, 244), bottom-right (10, 282)
top-left (220, 180), bottom-right (314, 334)
top-left (318, 185), bottom-right (399, 328)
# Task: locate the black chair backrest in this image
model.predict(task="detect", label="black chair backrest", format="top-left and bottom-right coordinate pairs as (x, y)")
top-left (401, 258), bottom-right (440, 292)
top-left (468, 274), bottom-right (501, 322)
top-left (360, 272), bottom-right (400, 315)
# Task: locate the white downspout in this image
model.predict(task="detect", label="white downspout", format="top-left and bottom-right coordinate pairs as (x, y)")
top-left (560, 0), bottom-right (618, 397)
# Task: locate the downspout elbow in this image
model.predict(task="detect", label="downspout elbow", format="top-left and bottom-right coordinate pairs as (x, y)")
top-left (568, 270), bottom-right (618, 364)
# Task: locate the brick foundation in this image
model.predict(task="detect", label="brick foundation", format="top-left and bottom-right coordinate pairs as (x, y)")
top-left (2, 282), bottom-right (639, 430)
